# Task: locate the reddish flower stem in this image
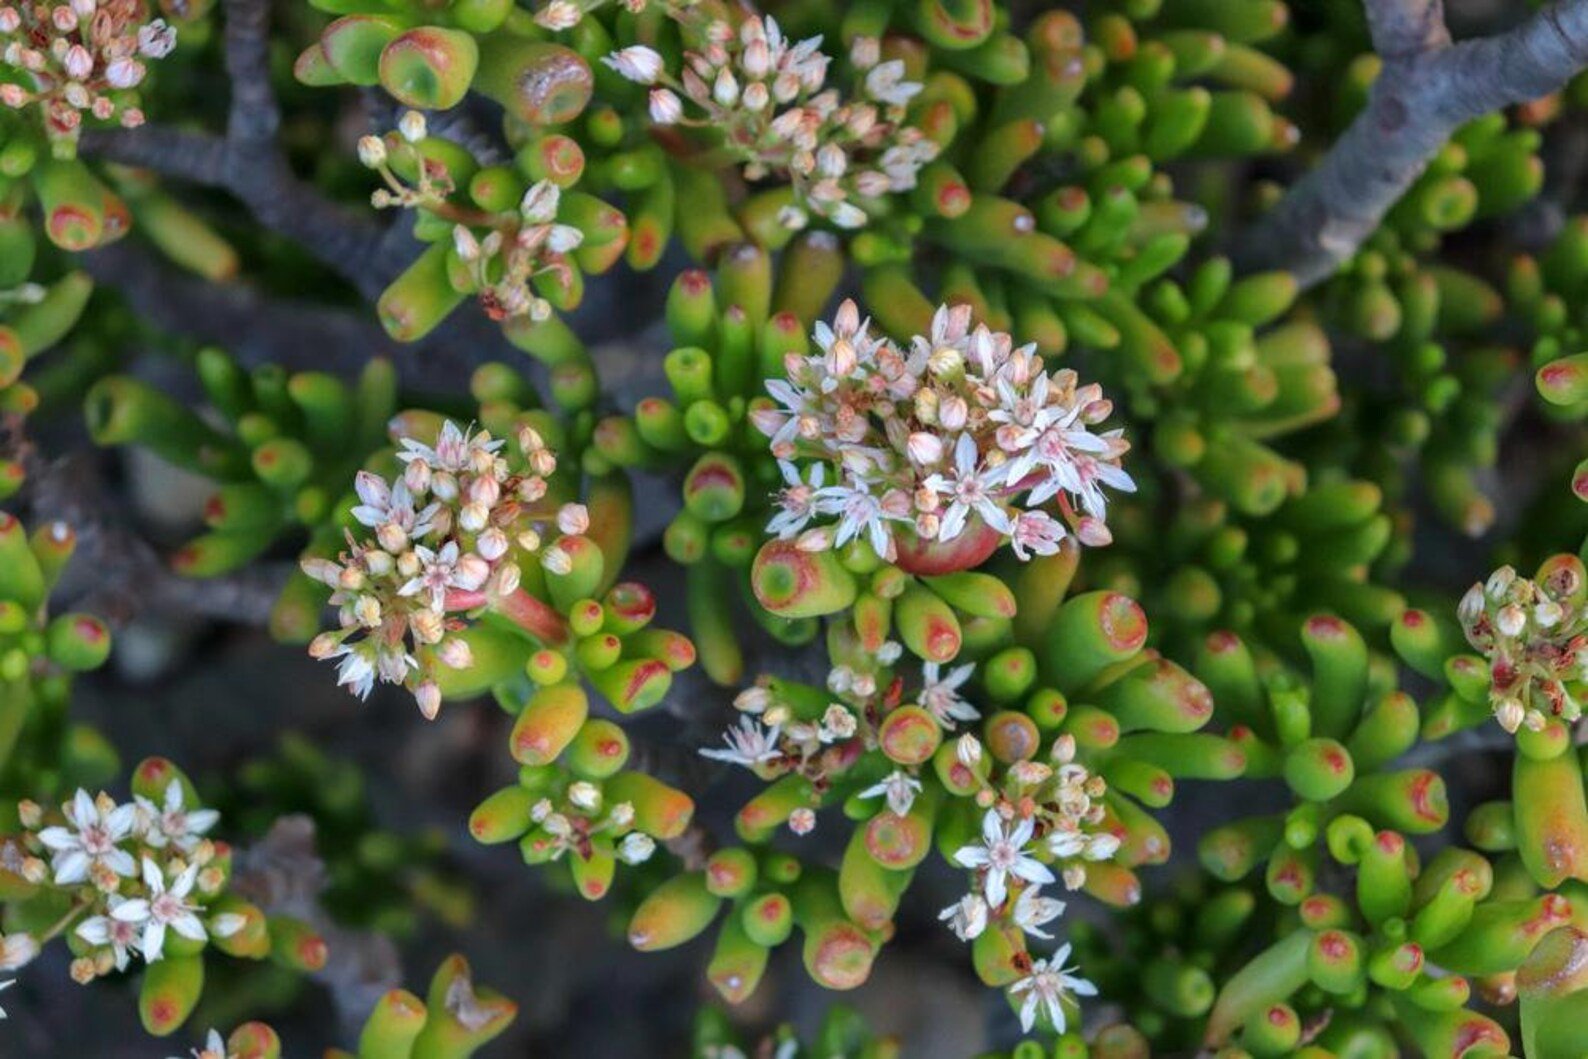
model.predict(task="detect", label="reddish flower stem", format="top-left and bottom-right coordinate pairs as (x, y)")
top-left (447, 587), bottom-right (569, 646)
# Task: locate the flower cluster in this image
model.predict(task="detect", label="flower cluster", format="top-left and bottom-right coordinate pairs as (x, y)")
top-left (360, 113), bottom-right (583, 323)
top-left (1459, 559), bottom-right (1588, 733)
top-left (941, 734), bottom-right (1118, 924)
top-left (522, 790), bottom-right (656, 868)
top-left (939, 737), bottom-right (1112, 1034)
top-left (11, 784), bottom-right (239, 983)
top-left (755, 301), bottom-right (1134, 564)
top-left (603, 19), bottom-right (938, 230)
top-left (0, 0), bottom-right (174, 146)
top-left (699, 659), bottom-right (892, 830)
top-left (303, 419), bottom-right (570, 718)
top-left (359, 111), bottom-right (452, 209)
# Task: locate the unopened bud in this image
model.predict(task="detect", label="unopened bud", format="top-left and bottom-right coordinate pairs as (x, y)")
top-left (415, 681), bottom-right (441, 720)
top-left (438, 639), bottom-right (474, 669)
top-left (398, 110), bottom-right (427, 143)
top-left (618, 832), bottom-right (655, 864)
top-left (557, 504), bottom-right (590, 535)
top-left (357, 135), bottom-right (387, 168)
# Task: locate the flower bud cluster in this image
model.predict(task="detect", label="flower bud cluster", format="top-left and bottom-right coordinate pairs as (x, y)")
top-left (361, 112), bottom-right (585, 323)
top-left (303, 419), bottom-right (568, 718)
top-left (359, 111), bottom-right (452, 209)
top-left (604, 19), bottom-right (938, 230)
top-left (754, 301), bottom-right (1134, 563)
top-left (451, 179), bottom-right (584, 323)
top-left (1460, 560), bottom-right (1588, 733)
top-left (525, 789), bottom-right (655, 867)
top-left (0, 0), bottom-right (174, 145)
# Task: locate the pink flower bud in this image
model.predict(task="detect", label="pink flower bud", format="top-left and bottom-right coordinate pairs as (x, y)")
top-left (907, 432), bottom-right (943, 466)
top-left (454, 553), bottom-right (490, 590)
top-left (438, 639), bottom-right (474, 669)
top-left (648, 87), bottom-right (682, 124)
top-left (415, 681), bottom-right (441, 720)
top-left (557, 504), bottom-right (589, 535)
top-left (602, 45), bottom-right (664, 85)
top-left (63, 43), bottom-right (92, 80)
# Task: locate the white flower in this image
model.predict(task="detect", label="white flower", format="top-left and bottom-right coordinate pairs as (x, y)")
top-left (398, 540), bottom-right (472, 610)
top-left (1009, 510), bottom-right (1067, 561)
top-left (328, 642), bottom-right (377, 700)
top-left (863, 59), bottom-right (921, 106)
top-left (953, 809), bottom-right (1054, 909)
top-left (938, 893), bottom-right (986, 941)
top-left (1011, 887), bottom-right (1065, 940)
top-left (920, 661), bottom-right (979, 728)
top-left (135, 781), bottom-right (219, 853)
top-left (814, 479), bottom-right (905, 559)
top-left (602, 45), bottom-right (664, 84)
top-left (923, 433), bottom-right (1011, 542)
top-left (767, 460), bottom-right (826, 539)
top-left (396, 420), bottom-right (503, 473)
top-left (115, 857), bottom-right (208, 962)
top-left (699, 717), bottom-right (783, 768)
top-left (858, 770), bottom-right (921, 817)
top-left (1008, 944), bottom-right (1097, 1033)
top-left (37, 790), bottom-right (137, 886)
top-left (76, 898), bottom-right (144, 970)
top-left (171, 1028), bottom-right (231, 1059)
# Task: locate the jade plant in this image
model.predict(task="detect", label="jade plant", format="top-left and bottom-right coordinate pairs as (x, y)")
top-left (10, 0), bottom-right (1588, 1052)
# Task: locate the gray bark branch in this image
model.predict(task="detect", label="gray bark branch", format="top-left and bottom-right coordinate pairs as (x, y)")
top-left (19, 447), bottom-right (288, 628)
top-left (1239, 0), bottom-right (1588, 287)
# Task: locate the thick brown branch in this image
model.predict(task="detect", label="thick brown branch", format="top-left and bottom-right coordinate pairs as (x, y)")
top-left (1239, 0), bottom-right (1588, 286)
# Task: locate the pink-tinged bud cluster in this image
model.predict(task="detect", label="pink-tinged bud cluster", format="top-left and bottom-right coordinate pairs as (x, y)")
top-left (362, 113), bottom-right (583, 323)
top-left (754, 301), bottom-right (1135, 564)
top-left (604, 21), bottom-right (937, 230)
top-left (303, 419), bottom-right (574, 718)
top-left (0, 0), bottom-right (173, 146)
top-left (1459, 560), bottom-right (1588, 733)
